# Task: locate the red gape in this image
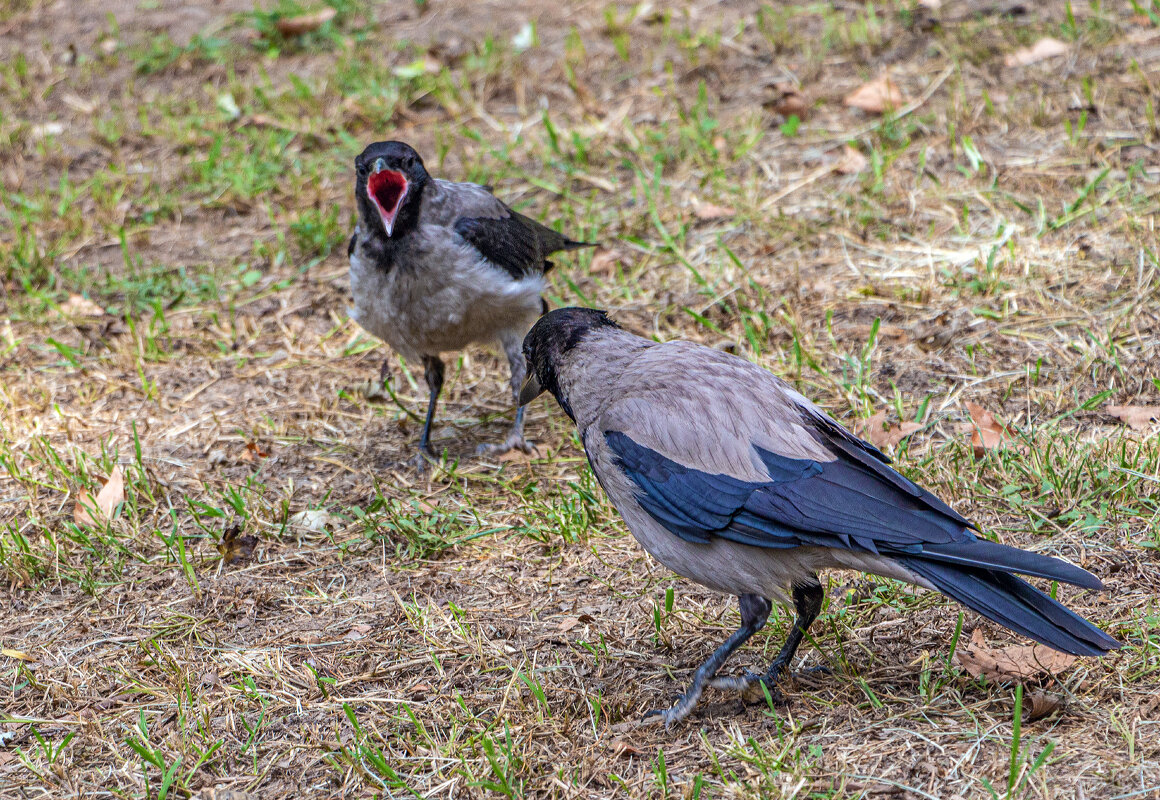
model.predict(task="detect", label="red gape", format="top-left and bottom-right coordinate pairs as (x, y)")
top-left (368, 169), bottom-right (408, 232)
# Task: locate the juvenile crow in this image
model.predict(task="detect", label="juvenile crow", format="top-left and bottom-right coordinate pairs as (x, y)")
top-left (349, 141), bottom-right (592, 458)
top-left (519, 307), bottom-right (1118, 726)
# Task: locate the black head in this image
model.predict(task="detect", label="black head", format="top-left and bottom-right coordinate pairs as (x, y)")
top-left (354, 140), bottom-right (430, 238)
top-left (518, 307), bottom-right (619, 417)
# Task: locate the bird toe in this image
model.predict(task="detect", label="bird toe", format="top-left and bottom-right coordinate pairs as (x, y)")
top-left (706, 669), bottom-right (762, 692)
top-left (475, 436), bottom-right (538, 459)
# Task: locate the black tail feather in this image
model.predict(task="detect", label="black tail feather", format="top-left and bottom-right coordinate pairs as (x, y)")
top-left (900, 557), bottom-right (1119, 657)
top-left (918, 539), bottom-right (1104, 591)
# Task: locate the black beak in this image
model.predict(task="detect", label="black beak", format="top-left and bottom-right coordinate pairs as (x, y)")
top-left (518, 373), bottom-right (544, 406)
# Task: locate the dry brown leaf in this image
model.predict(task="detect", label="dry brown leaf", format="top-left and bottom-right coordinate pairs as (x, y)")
top-left (1024, 691), bottom-right (1065, 723)
top-left (1005, 37), bottom-right (1069, 67)
top-left (588, 249), bottom-right (622, 278)
top-left (74, 465), bottom-right (125, 526)
top-left (607, 738), bottom-right (643, 759)
top-left (843, 74), bottom-right (904, 114)
top-left (965, 402), bottom-right (1027, 457)
top-left (1106, 405), bottom-right (1160, 431)
top-left (343, 623), bottom-right (372, 641)
top-left (2, 648), bottom-right (32, 661)
top-left (57, 294), bottom-right (106, 318)
top-left (765, 81), bottom-right (808, 119)
top-left (557, 617), bottom-right (580, 633)
top-left (956, 629), bottom-right (1077, 681)
top-left (693, 200), bottom-right (736, 220)
top-left (835, 145), bottom-right (869, 175)
top-left (239, 441), bottom-right (270, 462)
top-left (856, 412), bottom-right (923, 450)
top-left (218, 526), bottom-right (257, 565)
top-left (274, 7), bottom-right (336, 36)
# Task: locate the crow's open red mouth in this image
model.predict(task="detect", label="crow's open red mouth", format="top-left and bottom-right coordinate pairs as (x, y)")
top-left (367, 168), bottom-right (408, 235)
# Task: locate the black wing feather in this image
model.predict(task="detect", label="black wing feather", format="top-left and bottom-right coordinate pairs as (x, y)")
top-left (454, 209), bottom-right (592, 280)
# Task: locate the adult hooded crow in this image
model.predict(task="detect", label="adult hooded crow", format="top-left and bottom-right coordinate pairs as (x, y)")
top-left (349, 141), bottom-right (592, 458)
top-left (519, 307), bottom-right (1118, 726)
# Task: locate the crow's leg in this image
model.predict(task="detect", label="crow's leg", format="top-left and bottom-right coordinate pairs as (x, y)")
top-left (708, 578), bottom-right (825, 694)
top-left (643, 593), bottom-right (771, 728)
top-left (417, 355), bottom-right (444, 457)
top-left (476, 333), bottom-right (534, 457)
top-left (379, 357), bottom-right (392, 388)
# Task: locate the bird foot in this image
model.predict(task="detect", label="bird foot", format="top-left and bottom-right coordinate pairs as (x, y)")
top-left (706, 669), bottom-right (766, 693)
top-left (475, 435), bottom-right (538, 459)
top-left (641, 692), bottom-right (701, 729)
top-left (406, 446), bottom-right (440, 471)
top-left (708, 663), bottom-right (828, 701)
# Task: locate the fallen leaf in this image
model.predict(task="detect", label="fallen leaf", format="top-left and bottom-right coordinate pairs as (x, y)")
top-left (693, 200), bottom-right (736, 220)
top-left (2, 648), bottom-right (31, 661)
top-left (218, 526), bottom-right (257, 565)
top-left (856, 412), bottom-right (922, 449)
top-left (288, 509), bottom-right (333, 533)
top-left (239, 441), bottom-right (270, 462)
top-left (1024, 691), bottom-right (1065, 723)
top-left (835, 145), bottom-right (869, 175)
top-left (557, 617), bottom-right (580, 633)
top-left (274, 7), bottom-right (336, 36)
top-left (343, 623), bottom-right (372, 641)
top-left (956, 629), bottom-right (1077, 681)
top-left (1106, 405), bottom-right (1160, 431)
top-left (588, 249), bottom-right (623, 278)
top-left (74, 466), bottom-right (125, 526)
top-left (607, 738), bottom-right (643, 759)
top-left (965, 402), bottom-right (1027, 457)
top-left (56, 294), bottom-right (106, 318)
top-left (765, 81), bottom-right (808, 119)
top-left (1005, 37), bottom-right (1069, 67)
top-left (844, 74), bottom-right (905, 114)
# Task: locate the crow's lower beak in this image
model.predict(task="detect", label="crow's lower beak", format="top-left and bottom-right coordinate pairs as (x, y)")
top-left (518, 373), bottom-right (543, 406)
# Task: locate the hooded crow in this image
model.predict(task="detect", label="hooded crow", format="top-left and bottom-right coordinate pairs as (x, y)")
top-left (349, 141), bottom-right (593, 458)
top-left (519, 307), bottom-right (1118, 726)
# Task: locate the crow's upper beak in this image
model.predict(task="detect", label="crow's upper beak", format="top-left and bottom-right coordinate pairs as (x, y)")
top-left (518, 373), bottom-right (543, 406)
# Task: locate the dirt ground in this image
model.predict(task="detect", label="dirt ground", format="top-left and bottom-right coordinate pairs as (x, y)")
top-left (1, 0), bottom-right (1159, 797)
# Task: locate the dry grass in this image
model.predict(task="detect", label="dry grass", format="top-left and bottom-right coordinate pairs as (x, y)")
top-left (1, 0), bottom-right (1159, 797)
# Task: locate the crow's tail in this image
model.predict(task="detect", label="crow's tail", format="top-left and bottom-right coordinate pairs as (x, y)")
top-left (900, 556), bottom-right (1119, 656)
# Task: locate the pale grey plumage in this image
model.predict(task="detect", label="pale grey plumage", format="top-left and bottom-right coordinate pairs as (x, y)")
top-left (520, 307), bottom-right (1116, 726)
top-left (557, 330), bottom-right (927, 601)
top-left (349, 141), bottom-right (591, 458)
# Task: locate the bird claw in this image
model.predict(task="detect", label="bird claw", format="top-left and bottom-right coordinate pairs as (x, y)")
top-left (706, 669), bottom-right (763, 692)
top-left (640, 703), bottom-right (690, 730)
top-left (407, 446), bottom-right (439, 471)
top-left (475, 436), bottom-right (538, 458)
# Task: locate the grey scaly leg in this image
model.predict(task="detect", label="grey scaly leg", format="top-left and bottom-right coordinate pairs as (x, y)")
top-left (708, 578), bottom-right (825, 694)
top-left (477, 334), bottom-right (534, 457)
top-left (643, 593), bottom-right (772, 728)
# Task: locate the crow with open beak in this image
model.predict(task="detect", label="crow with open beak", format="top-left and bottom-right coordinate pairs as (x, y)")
top-left (520, 307), bottom-right (1118, 726)
top-left (349, 141), bottom-right (593, 458)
